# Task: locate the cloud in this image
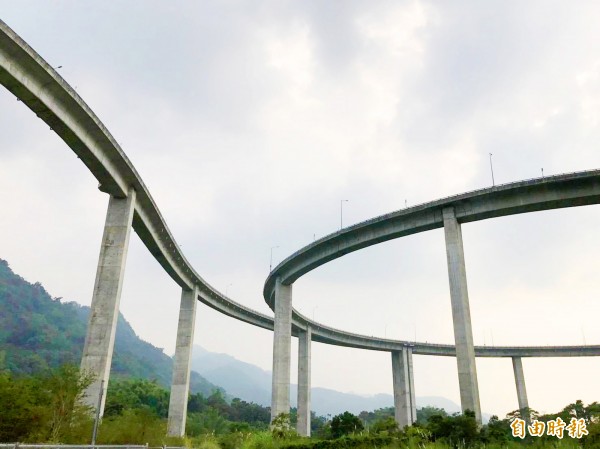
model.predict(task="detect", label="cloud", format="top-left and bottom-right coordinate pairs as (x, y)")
top-left (1, 0), bottom-right (600, 418)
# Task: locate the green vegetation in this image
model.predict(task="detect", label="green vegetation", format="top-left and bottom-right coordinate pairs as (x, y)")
top-left (0, 365), bottom-right (271, 444)
top-left (0, 365), bottom-right (94, 443)
top-left (2, 258), bottom-right (599, 448)
top-left (331, 411), bottom-right (364, 438)
top-left (0, 258), bottom-right (221, 395)
top-left (359, 405), bottom-right (448, 428)
top-left (1, 346), bottom-right (599, 449)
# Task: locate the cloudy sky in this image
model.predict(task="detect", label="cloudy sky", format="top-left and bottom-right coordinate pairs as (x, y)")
top-left (1, 1), bottom-right (600, 418)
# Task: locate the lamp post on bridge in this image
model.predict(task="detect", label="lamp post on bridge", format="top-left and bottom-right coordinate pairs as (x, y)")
top-left (340, 199), bottom-right (349, 229)
top-left (270, 245), bottom-right (279, 272)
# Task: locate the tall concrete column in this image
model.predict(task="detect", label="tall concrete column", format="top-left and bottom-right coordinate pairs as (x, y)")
top-left (80, 190), bottom-right (136, 416)
top-left (512, 357), bottom-right (529, 421)
top-left (297, 327), bottom-right (312, 436)
top-left (407, 347), bottom-right (417, 422)
top-left (167, 286), bottom-right (199, 437)
top-left (271, 278), bottom-right (293, 422)
top-left (392, 347), bottom-right (416, 428)
top-left (442, 207), bottom-right (481, 423)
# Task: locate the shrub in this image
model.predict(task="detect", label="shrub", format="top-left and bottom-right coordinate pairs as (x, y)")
top-left (97, 407), bottom-right (166, 445)
top-left (369, 416), bottom-right (399, 435)
top-left (271, 413), bottom-right (298, 439)
top-left (330, 412), bottom-right (364, 439)
top-left (242, 431), bottom-right (279, 449)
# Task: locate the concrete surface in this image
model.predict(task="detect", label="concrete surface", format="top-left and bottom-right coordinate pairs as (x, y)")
top-left (271, 278), bottom-right (293, 421)
top-left (512, 357), bottom-right (530, 421)
top-left (297, 327), bottom-right (312, 436)
top-left (80, 190), bottom-right (136, 416)
top-left (168, 286), bottom-right (199, 436)
top-left (392, 347), bottom-right (416, 428)
top-left (443, 206), bottom-right (481, 423)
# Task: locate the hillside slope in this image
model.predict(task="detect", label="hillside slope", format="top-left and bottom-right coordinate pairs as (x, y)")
top-left (0, 258), bottom-right (220, 396)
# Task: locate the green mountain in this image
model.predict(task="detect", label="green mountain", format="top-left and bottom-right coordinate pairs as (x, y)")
top-left (0, 257), bottom-right (472, 420)
top-left (0, 258), bottom-right (220, 396)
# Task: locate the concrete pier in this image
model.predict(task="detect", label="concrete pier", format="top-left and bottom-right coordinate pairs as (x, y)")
top-left (442, 207), bottom-right (481, 423)
top-left (271, 278), bottom-right (293, 422)
top-left (408, 347), bottom-right (416, 421)
top-left (297, 327), bottom-right (312, 436)
top-left (167, 286), bottom-right (199, 436)
top-left (512, 357), bottom-right (529, 421)
top-left (392, 347), bottom-right (416, 428)
top-left (80, 191), bottom-right (136, 416)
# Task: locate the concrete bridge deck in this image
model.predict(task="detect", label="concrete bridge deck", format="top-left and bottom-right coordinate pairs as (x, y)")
top-left (264, 171), bottom-right (600, 307)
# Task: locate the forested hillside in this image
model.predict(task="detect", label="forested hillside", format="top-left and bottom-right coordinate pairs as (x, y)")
top-left (0, 258), bottom-right (220, 395)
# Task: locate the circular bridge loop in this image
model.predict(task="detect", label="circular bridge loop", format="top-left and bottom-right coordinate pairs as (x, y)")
top-left (1, 17), bottom-right (598, 358)
top-left (1, 19), bottom-right (599, 432)
top-left (265, 170), bottom-right (600, 356)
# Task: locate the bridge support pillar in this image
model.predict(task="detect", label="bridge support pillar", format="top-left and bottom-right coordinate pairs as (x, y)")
top-left (271, 278), bottom-right (293, 423)
top-left (80, 190), bottom-right (136, 416)
top-left (442, 207), bottom-right (481, 423)
top-left (297, 327), bottom-right (312, 436)
top-left (392, 347), bottom-right (416, 428)
top-left (512, 357), bottom-right (530, 422)
top-left (408, 347), bottom-right (416, 422)
top-left (167, 286), bottom-right (199, 436)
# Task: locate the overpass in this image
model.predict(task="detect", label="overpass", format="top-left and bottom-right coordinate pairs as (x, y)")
top-left (1, 18), bottom-right (598, 436)
top-left (264, 171), bottom-right (600, 426)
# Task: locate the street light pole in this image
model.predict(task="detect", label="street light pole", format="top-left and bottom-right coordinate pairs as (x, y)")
top-left (225, 283), bottom-right (233, 296)
top-left (270, 246), bottom-right (279, 271)
top-left (91, 379), bottom-right (104, 446)
top-left (489, 153), bottom-right (495, 186)
top-left (340, 199), bottom-right (349, 229)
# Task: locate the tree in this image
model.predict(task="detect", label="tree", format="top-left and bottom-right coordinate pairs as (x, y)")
top-left (230, 397), bottom-right (270, 427)
top-left (311, 411), bottom-right (327, 435)
top-left (97, 408), bottom-right (166, 445)
top-left (370, 416), bottom-right (399, 435)
top-left (560, 400), bottom-right (600, 425)
top-left (481, 415), bottom-right (511, 444)
top-left (331, 411), bottom-right (364, 438)
top-left (104, 378), bottom-right (169, 418)
top-left (271, 413), bottom-right (297, 439)
top-left (358, 406), bottom-right (394, 428)
top-left (506, 407), bottom-right (539, 422)
top-left (186, 408), bottom-right (230, 436)
top-left (42, 365), bottom-right (94, 442)
top-left (417, 406), bottom-right (448, 424)
top-left (426, 410), bottom-right (480, 448)
top-left (0, 372), bottom-right (37, 441)
top-left (187, 391), bottom-right (208, 413)
top-left (0, 365), bottom-right (93, 443)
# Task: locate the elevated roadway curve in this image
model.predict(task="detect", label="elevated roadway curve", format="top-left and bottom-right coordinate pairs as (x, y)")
top-left (1, 19), bottom-right (599, 359)
top-left (265, 170), bottom-right (600, 306)
top-left (265, 172), bottom-right (600, 355)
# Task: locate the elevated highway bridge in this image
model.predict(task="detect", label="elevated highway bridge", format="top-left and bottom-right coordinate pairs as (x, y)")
top-left (1, 18), bottom-right (598, 436)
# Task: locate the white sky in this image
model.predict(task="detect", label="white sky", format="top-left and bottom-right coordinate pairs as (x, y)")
top-left (1, 1), bottom-right (600, 418)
